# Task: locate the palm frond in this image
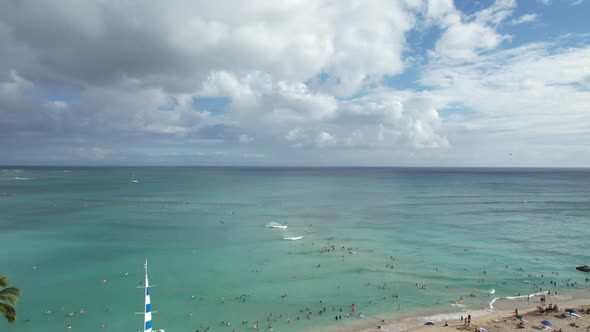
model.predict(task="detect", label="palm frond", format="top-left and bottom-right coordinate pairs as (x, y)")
top-left (0, 287), bottom-right (20, 297)
top-left (0, 303), bottom-right (16, 323)
top-left (0, 276), bottom-right (9, 288)
top-left (0, 290), bottom-right (19, 306)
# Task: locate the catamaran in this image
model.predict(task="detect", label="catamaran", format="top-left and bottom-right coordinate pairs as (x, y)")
top-left (141, 260), bottom-right (165, 332)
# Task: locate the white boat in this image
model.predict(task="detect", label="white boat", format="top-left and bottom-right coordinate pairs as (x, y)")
top-left (266, 225), bottom-right (288, 229)
top-left (131, 173), bottom-right (139, 183)
top-left (265, 222), bottom-right (287, 229)
top-left (141, 260), bottom-right (165, 332)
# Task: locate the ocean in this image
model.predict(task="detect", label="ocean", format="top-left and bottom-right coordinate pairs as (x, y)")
top-left (1, 167), bottom-right (589, 332)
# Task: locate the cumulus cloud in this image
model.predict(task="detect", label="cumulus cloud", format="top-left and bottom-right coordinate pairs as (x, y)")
top-left (198, 71), bottom-right (338, 127)
top-left (431, 0), bottom-right (515, 61)
top-left (0, 0), bottom-right (415, 97)
top-left (0, 0), bottom-right (587, 166)
top-left (315, 131), bottom-right (336, 148)
top-left (338, 91), bottom-right (449, 149)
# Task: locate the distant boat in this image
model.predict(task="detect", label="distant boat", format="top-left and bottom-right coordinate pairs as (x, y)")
top-left (141, 260), bottom-right (164, 332)
top-left (131, 173), bottom-right (139, 183)
top-left (283, 236), bottom-right (303, 241)
top-left (265, 221), bottom-right (287, 229)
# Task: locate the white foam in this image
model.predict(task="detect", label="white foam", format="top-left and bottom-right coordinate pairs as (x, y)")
top-left (489, 291), bottom-right (549, 309)
top-left (14, 177), bottom-right (34, 180)
top-left (283, 236), bottom-right (303, 240)
top-left (489, 297), bottom-right (500, 309)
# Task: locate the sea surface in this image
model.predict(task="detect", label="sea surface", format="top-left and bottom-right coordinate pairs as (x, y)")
top-left (1, 167), bottom-right (589, 332)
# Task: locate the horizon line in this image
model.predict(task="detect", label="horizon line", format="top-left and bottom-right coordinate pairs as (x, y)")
top-left (2, 165), bottom-right (589, 169)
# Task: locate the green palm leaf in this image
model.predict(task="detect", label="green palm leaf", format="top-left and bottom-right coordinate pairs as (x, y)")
top-left (0, 303), bottom-right (16, 322)
top-left (0, 276), bottom-right (20, 323)
top-left (0, 287), bottom-right (20, 306)
top-left (0, 276), bottom-right (9, 288)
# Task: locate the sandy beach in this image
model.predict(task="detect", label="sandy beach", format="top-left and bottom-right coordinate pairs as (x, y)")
top-left (408, 305), bottom-right (590, 332)
top-left (362, 296), bottom-right (590, 332)
top-left (308, 294), bottom-right (590, 332)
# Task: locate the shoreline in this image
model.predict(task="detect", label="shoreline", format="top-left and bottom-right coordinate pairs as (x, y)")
top-left (306, 291), bottom-right (590, 332)
top-left (408, 299), bottom-right (590, 332)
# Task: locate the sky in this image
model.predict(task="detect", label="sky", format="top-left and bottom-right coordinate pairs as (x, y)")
top-left (0, 0), bottom-right (589, 167)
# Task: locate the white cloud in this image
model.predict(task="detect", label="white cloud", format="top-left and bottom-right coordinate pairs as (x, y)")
top-left (571, 0), bottom-right (584, 5)
top-left (0, 0), bottom-right (418, 97)
top-left (510, 14), bottom-right (537, 25)
top-left (199, 70), bottom-right (337, 126)
top-left (423, 0), bottom-right (460, 27)
top-left (315, 131), bottom-right (336, 148)
top-left (418, 36), bottom-right (590, 164)
top-left (434, 22), bottom-right (509, 60)
top-left (472, 0), bottom-right (516, 27)
top-left (537, 0), bottom-right (552, 5)
top-left (0, 0), bottom-right (588, 166)
top-left (431, 0), bottom-right (515, 61)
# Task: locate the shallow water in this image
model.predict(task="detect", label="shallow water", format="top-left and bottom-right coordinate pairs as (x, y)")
top-left (1, 167), bottom-right (589, 331)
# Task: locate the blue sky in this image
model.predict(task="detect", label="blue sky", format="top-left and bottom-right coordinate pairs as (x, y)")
top-left (0, 0), bottom-right (589, 166)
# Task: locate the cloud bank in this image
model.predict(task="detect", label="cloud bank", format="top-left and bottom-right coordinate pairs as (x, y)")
top-left (0, 0), bottom-right (589, 166)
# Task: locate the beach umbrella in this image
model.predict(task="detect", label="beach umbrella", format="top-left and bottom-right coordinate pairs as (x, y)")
top-left (565, 309), bottom-right (577, 313)
top-left (541, 320), bottom-right (552, 327)
top-left (424, 322), bottom-right (435, 326)
top-left (480, 328), bottom-right (486, 332)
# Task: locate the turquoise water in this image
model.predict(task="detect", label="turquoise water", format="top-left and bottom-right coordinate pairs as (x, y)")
top-left (1, 167), bottom-right (589, 332)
